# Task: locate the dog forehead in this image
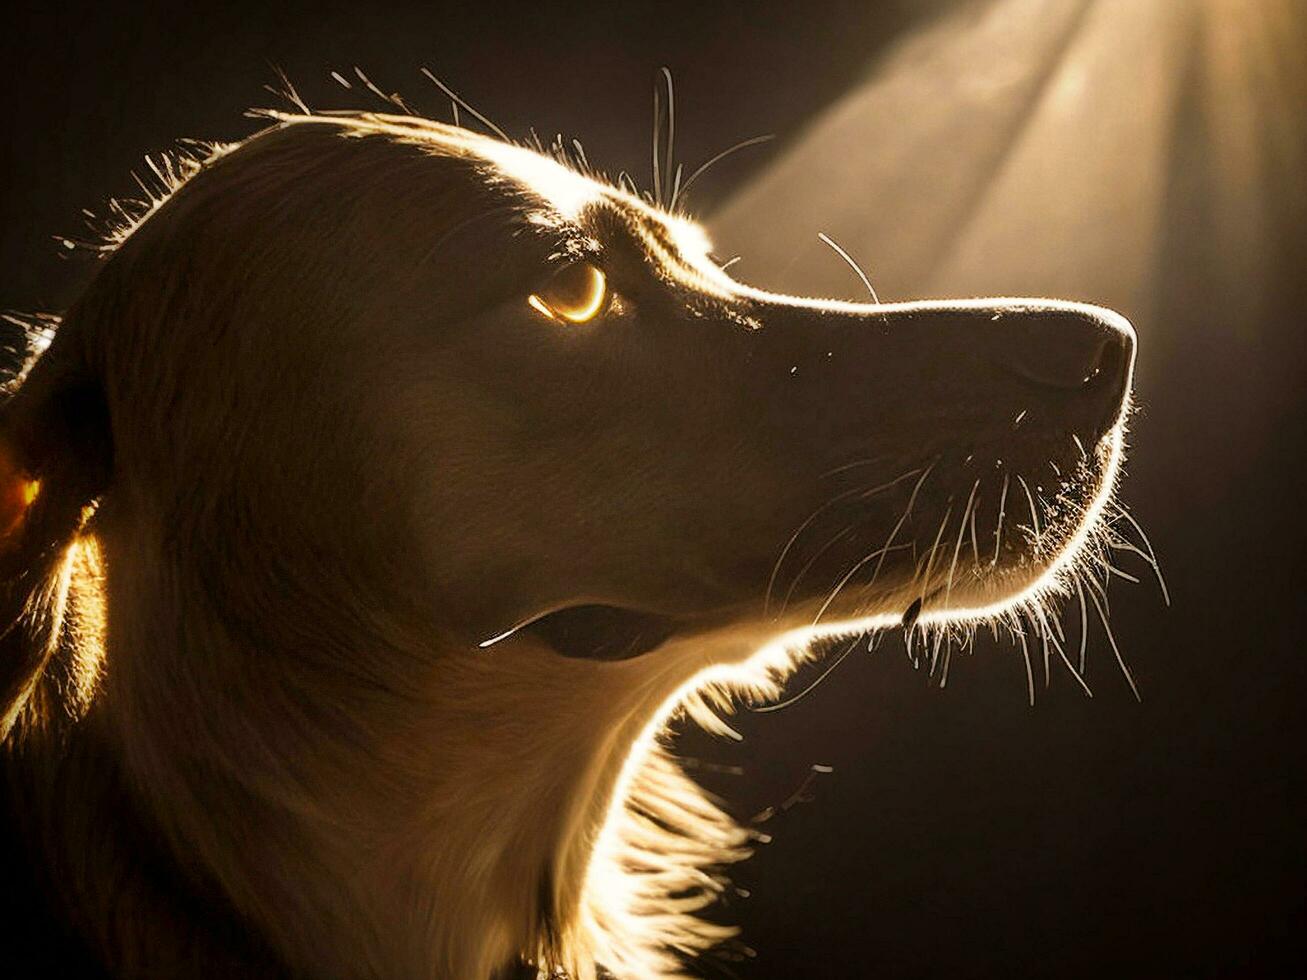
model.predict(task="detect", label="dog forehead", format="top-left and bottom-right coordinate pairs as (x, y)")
top-left (458, 126), bottom-right (716, 262)
top-left (429, 121), bottom-right (746, 301)
top-left (468, 136), bottom-right (603, 220)
top-left (316, 112), bottom-right (608, 222)
top-left (271, 113), bottom-right (752, 302)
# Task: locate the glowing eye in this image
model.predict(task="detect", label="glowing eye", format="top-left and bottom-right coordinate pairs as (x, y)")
top-left (528, 262), bottom-right (608, 323)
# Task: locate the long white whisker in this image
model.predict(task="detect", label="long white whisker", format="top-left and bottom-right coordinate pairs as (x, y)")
top-left (1017, 474), bottom-right (1042, 542)
top-left (1087, 557), bottom-right (1112, 612)
top-left (1013, 612), bottom-right (1035, 707)
top-left (916, 502), bottom-right (954, 596)
top-left (817, 232), bottom-right (880, 303)
top-left (676, 134), bottom-right (775, 204)
top-left (1110, 503), bottom-right (1170, 605)
top-left (660, 67), bottom-right (675, 211)
top-left (929, 627), bottom-right (946, 678)
top-left (1047, 620), bottom-right (1093, 698)
top-left (1075, 576), bottom-right (1090, 674)
top-left (820, 453), bottom-right (893, 480)
top-left (571, 138), bottom-right (589, 172)
top-left (750, 636), bottom-right (861, 714)
top-left (351, 66), bottom-right (412, 114)
top-left (945, 480), bottom-right (981, 606)
top-left (968, 495), bottom-right (981, 569)
top-left (418, 68), bottom-right (509, 141)
top-left (1086, 586), bottom-right (1140, 702)
top-left (780, 526), bottom-right (855, 611)
top-left (1031, 604), bottom-right (1059, 689)
top-left (766, 491), bottom-right (860, 614)
top-left (1047, 603), bottom-right (1066, 644)
top-left (811, 463), bottom-right (933, 627)
top-left (766, 467), bottom-right (922, 613)
top-left (992, 473), bottom-right (1010, 566)
top-left (651, 82), bottom-right (663, 206)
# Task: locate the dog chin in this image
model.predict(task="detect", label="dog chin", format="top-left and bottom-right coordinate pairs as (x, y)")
top-left (920, 488), bottom-right (1117, 625)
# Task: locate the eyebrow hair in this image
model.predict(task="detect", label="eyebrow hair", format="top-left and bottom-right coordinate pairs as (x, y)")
top-left (577, 204), bottom-right (702, 301)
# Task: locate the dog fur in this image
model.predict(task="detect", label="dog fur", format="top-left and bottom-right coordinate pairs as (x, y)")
top-left (0, 112), bottom-right (1136, 978)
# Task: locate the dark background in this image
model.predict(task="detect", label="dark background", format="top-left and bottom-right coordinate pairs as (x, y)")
top-left (2, 1), bottom-right (1303, 977)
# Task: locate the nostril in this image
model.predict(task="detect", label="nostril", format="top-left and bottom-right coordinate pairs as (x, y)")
top-left (1000, 311), bottom-right (1130, 392)
top-left (1010, 336), bottom-right (1109, 389)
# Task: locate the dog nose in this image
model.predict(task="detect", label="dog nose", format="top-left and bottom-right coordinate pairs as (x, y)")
top-left (999, 308), bottom-right (1132, 388)
top-left (995, 305), bottom-right (1134, 426)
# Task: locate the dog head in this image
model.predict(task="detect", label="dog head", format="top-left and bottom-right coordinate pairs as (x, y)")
top-left (0, 112), bottom-right (1136, 978)
top-left (55, 114), bottom-right (1124, 658)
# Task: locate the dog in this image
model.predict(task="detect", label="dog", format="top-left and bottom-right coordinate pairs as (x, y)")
top-left (0, 111), bottom-right (1135, 978)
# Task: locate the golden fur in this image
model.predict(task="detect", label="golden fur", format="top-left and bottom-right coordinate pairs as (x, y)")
top-left (0, 112), bottom-right (1136, 978)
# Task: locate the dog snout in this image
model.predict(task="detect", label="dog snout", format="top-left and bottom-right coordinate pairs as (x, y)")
top-left (995, 305), bottom-right (1135, 434)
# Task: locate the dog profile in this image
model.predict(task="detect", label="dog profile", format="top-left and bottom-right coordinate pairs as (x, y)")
top-left (0, 111), bottom-right (1136, 978)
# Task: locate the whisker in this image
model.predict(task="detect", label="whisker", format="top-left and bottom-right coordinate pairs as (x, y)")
top-left (660, 67), bottom-right (676, 211)
top-left (1106, 534), bottom-right (1167, 593)
top-left (945, 480), bottom-right (981, 606)
top-left (1047, 603), bottom-right (1066, 644)
top-left (1110, 503), bottom-right (1170, 605)
top-left (1086, 585), bottom-right (1140, 701)
top-left (1017, 474), bottom-right (1042, 542)
top-left (766, 492), bottom-right (859, 614)
top-left (1031, 603), bottom-right (1058, 689)
top-left (652, 79), bottom-right (663, 206)
top-left (1013, 611), bottom-right (1035, 707)
top-left (571, 138), bottom-right (590, 172)
top-left (750, 636), bottom-right (862, 713)
top-left (992, 472), bottom-right (1010, 566)
top-left (819, 453), bottom-right (894, 480)
top-left (968, 497), bottom-right (981, 569)
top-left (765, 466), bottom-right (921, 614)
top-left (817, 232), bottom-right (881, 304)
top-left (1086, 557), bottom-right (1112, 613)
top-left (780, 526), bottom-right (856, 612)
top-left (929, 628), bottom-right (946, 678)
top-left (676, 134), bottom-right (775, 205)
top-left (811, 463), bottom-right (934, 627)
top-left (1075, 576), bottom-right (1090, 674)
top-left (1047, 618), bottom-right (1093, 698)
top-left (916, 502), bottom-right (954, 597)
top-left (940, 629), bottom-right (971, 689)
top-left (353, 66), bottom-right (412, 114)
top-left (785, 537), bottom-right (913, 614)
top-left (419, 68), bottom-right (509, 141)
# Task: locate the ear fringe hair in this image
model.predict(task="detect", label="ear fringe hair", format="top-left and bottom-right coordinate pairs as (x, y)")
top-left (0, 327), bottom-right (109, 742)
top-left (0, 474), bottom-right (93, 742)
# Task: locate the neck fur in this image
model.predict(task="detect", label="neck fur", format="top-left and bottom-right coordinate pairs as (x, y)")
top-left (81, 512), bottom-right (817, 979)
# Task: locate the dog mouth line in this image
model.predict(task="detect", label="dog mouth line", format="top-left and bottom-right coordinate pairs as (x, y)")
top-left (514, 469), bottom-right (1105, 663)
top-left (807, 437), bottom-right (1122, 637)
top-left (520, 604), bottom-right (684, 661)
top-left (507, 426), bottom-right (1127, 664)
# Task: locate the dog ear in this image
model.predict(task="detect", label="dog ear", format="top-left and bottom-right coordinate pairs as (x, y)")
top-left (0, 439), bottom-right (40, 544)
top-left (0, 359), bottom-right (111, 740)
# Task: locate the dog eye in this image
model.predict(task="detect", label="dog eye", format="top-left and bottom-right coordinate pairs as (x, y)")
top-left (528, 262), bottom-right (609, 324)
